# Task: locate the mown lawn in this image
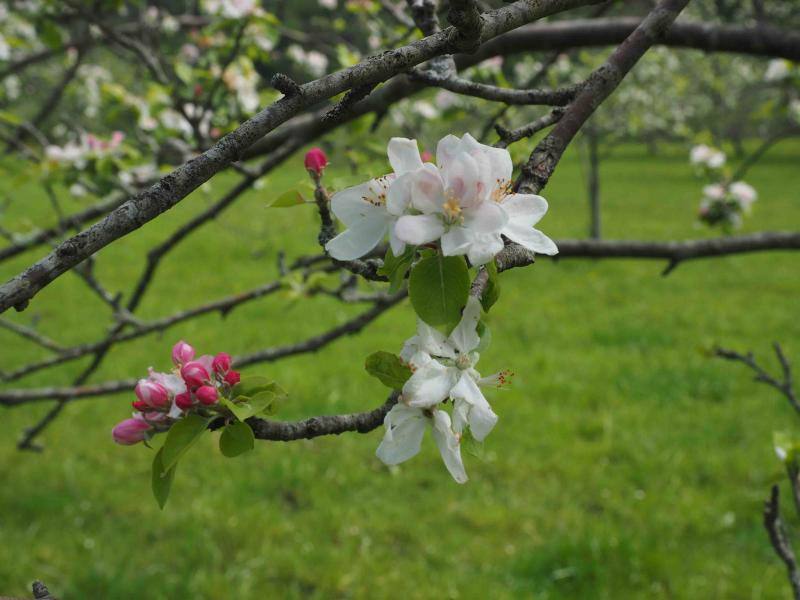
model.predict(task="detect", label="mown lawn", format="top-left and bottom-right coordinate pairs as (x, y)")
top-left (0, 138), bottom-right (798, 598)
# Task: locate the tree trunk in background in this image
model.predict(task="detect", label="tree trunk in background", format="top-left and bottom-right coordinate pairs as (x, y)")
top-left (587, 129), bottom-right (601, 240)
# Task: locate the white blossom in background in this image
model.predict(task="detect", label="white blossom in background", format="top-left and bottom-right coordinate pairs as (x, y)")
top-left (223, 59), bottom-right (260, 114)
top-left (412, 100), bottom-right (439, 119)
top-left (325, 135), bottom-right (557, 265)
top-left (730, 181), bottom-right (758, 211)
top-left (0, 34), bottom-right (10, 61)
top-left (377, 297), bottom-right (510, 483)
top-left (765, 59), bottom-right (790, 82)
top-left (3, 75), bottom-right (20, 100)
top-left (203, 0), bottom-right (262, 18)
top-left (319, 0), bottom-right (337, 8)
top-left (286, 45), bottom-right (329, 78)
top-left (690, 144), bottom-right (725, 169)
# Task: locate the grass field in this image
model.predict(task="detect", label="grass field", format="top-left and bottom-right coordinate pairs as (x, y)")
top-left (0, 138), bottom-right (798, 598)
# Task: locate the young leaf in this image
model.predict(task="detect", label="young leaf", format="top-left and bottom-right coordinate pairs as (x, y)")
top-left (219, 421), bottom-right (255, 457)
top-left (480, 260), bottom-right (501, 312)
top-left (408, 254), bottom-right (470, 327)
top-left (160, 413), bottom-right (210, 473)
top-left (151, 447), bottom-right (176, 510)
top-left (365, 351), bottom-right (412, 389)
top-left (378, 246), bottom-right (415, 293)
top-left (267, 183), bottom-right (314, 208)
top-left (232, 376), bottom-right (286, 400)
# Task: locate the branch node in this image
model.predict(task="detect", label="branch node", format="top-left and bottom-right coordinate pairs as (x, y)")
top-left (271, 73), bottom-right (301, 97)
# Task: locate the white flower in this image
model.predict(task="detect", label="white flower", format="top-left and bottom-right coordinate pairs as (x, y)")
top-left (730, 181), bottom-right (757, 211)
top-left (319, 0), bottom-right (337, 8)
top-left (376, 404), bottom-right (467, 484)
top-left (401, 297), bottom-right (501, 442)
top-left (689, 144), bottom-right (712, 165)
top-left (707, 150), bottom-right (726, 169)
top-left (393, 134), bottom-right (556, 265)
top-left (702, 183), bottom-right (726, 201)
top-left (412, 100), bottom-right (438, 119)
top-left (204, 0), bottom-right (260, 18)
top-left (765, 59), bottom-right (790, 82)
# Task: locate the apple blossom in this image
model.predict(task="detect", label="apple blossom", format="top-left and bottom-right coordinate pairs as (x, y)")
top-left (765, 59), bottom-right (790, 82)
top-left (730, 181), bottom-right (757, 211)
top-left (212, 352), bottom-right (232, 374)
top-left (175, 392), bottom-right (193, 411)
top-left (224, 370), bottom-right (241, 386)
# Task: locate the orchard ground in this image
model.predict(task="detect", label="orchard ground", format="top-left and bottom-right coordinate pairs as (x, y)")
top-left (0, 140), bottom-right (798, 598)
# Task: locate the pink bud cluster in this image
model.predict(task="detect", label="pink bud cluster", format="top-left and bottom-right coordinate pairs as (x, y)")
top-left (112, 340), bottom-right (241, 446)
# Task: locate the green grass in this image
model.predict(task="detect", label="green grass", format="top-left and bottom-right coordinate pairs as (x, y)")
top-left (0, 139), bottom-right (798, 598)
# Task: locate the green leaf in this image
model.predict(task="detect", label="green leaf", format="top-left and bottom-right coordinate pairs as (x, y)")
top-left (378, 246), bottom-right (415, 293)
top-left (365, 351), bottom-right (412, 389)
top-left (408, 254), bottom-right (470, 328)
top-left (151, 447), bottom-right (176, 510)
top-left (0, 111), bottom-right (23, 126)
top-left (480, 261), bottom-right (501, 312)
top-left (219, 421), bottom-right (255, 457)
top-left (221, 388), bottom-right (284, 421)
top-left (160, 413), bottom-right (210, 474)
top-left (267, 185), bottom-right (313, 208)
top-left (231, 377), bottom-right (287, 403)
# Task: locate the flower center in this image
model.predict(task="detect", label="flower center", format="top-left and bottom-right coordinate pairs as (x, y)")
top-left (442, 190), bottom-right (463, 224)
top-left (491, 178), bottom-right (512, 203)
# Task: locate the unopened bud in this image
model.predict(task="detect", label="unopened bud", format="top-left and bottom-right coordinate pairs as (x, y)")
top-left (181, 361), bottom-right (209, 388)
top-left (224, 370), bottom-right (241, 386)
top-left (304, 147), bottom-right (328, 175)
top-left (172, 340), bottom-right (196, 366)
top-left (132, 400), bottom-right (149, 412)
top-left (175, 392), bottom-right (194, 410)
top-left (212, 352), bottom-right (232, 374)
top-left (195, 385), bottom-right (218, 405)
top-left (135, 380), bottom-right (169, 407)
top-left (112, 417), bottom-right (151, 445)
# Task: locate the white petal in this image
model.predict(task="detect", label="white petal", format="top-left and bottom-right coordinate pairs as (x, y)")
top-left (464, 201), bottom-right (507, 234)
top-left (388, 225), bottom-right (406, 256)
top-left (466, 233), bottom-right (504, 266)
top-left (330, 182), bottom-right (380, 226)
top-left (386, 172), bottom-right (414, 216)
top-left (416, 320), bottom-right (456, 359)
top-left (450, 373), bottom-right (498, 441)
top-left (375, 404), bottom-right (427, 465)
top-left (502, 194), bottom-right (548, 226)
top-left (402, 360), bottom-right (458, 407)
top-left (448, 296), bottom-right (481, 354)
top-left (460, 132), bottom-right (513, 192)
top-left (436, 134), bottom-right (462, 170)
top-left (431, 410), bottom-right (468, 483)
top-left (440, 226), bottom-right (472, 257)
top-left (388, 137), bottom-right (423, 175)
top-left (325, 214), bottom-right (388, 260)
top-left (502, 223), bottom-right (558, 256)
top-left (394, 214), bottom-right (445, 246)
top-left (410, 163), bottom-right (445, 214)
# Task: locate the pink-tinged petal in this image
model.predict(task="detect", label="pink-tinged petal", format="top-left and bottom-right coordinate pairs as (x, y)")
top-left (436, 134), bottom-right (462, 170)
top-left (448, 296), bottom-right (481, 355)
top-left (466, 233), bottom-right (504, 266)
top-left (441, 226), bottom-right (472, 257)
top-left (375, 404), bottom-right (427, 465)
top-left (387, 137), bottom-right (423, 175)
top-left (431, 410), bottom-right (468, 483)
top-left (460, 132), bottom-right (513, 185)
top-left (410, 163), bottom-right (445, 214)
top-left (325, 213), bottom-right (389, 260)
top-left (450, 373), bottom-right (498, 441)
top-left (403, 360), bottom-right (458, 407)
top-left (441, 151), bottom-right (481, 207)
top-left (394, 214), bottom-right (445, 246)
top-left (502, 193), bottom-right (548, 226)
top-left (330, 181), bottom-right (384, 225)
top-left (502, 223), bottom-right (558, 256)
top-left (464, 200), bottom-right (507, 234)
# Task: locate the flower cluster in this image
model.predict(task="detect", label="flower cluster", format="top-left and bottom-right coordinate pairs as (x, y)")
top-left (376, 297), bottom-right (511, 483)
top-left (112, 340), bottom-right (241, 445)
top-left (698, 181), bottom-right (758, 230)
top-left (688, 144), bottom-right (758, 231)
top-left (324, 134), bottom-right (558, 266)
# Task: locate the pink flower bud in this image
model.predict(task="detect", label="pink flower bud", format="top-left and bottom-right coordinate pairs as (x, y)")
top-left (172, 340), bottom-right (196, 366)
top-left (175, 392), bottom-right (193, 410)
top-left (135, 379), bottom-right (169, 407)
top-left (132, 400), bottom-right (149, 412)
top-left (181, 361), bottom-right (209, 388)
top-left (195, 385), bottom-right (218, 405)
top-left (304, 147), bottom-right (328, 175)
top-left (224, 370), bottom-right (241, 386)
top-left (421, 150), bottom-right (433, 163)
top-left (212, 352), bottom-right (232, 374)
top-left (112, 417), bottom-right (151, 445)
